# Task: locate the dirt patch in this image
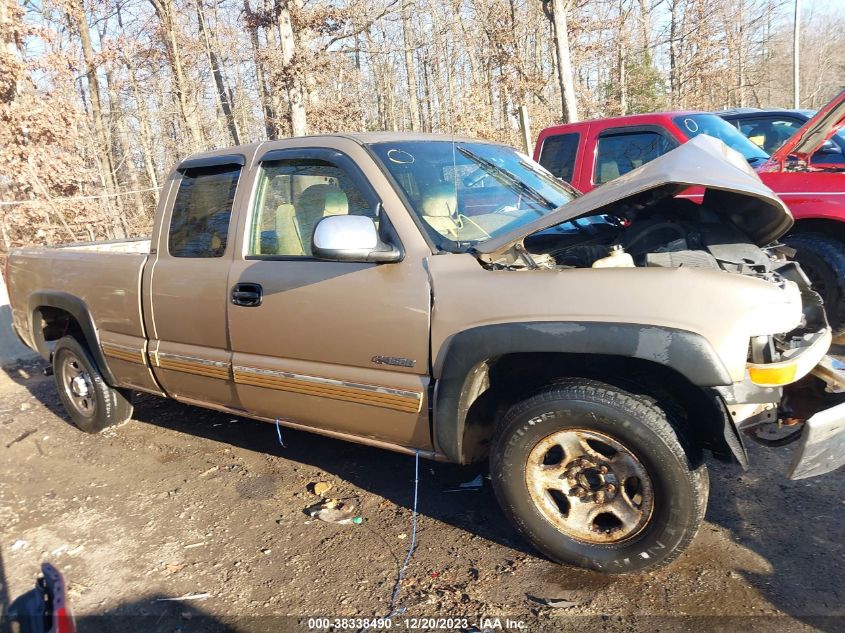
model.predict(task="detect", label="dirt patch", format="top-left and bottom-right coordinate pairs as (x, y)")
top-left (1, 358), bottom-right (843, 632)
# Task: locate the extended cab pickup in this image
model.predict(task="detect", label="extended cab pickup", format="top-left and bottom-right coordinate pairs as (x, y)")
top-left (6, 133), bottom-right (845, 573)
top-left (535, 90), bottom-right (845, 335)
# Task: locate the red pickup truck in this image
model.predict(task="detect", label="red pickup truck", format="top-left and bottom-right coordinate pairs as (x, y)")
top-left (535, 91), bottom-right (845, 334)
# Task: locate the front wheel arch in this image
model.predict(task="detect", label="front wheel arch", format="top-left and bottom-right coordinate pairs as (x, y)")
top-left (432, 322), bottom-right (734, 465)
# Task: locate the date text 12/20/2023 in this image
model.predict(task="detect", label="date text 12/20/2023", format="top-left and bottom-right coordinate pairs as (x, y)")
top-left (305, 617), bottom-right (528, 630)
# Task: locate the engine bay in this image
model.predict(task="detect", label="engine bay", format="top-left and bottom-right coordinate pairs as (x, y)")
top-left (522, 198), bottom-right (787, 280)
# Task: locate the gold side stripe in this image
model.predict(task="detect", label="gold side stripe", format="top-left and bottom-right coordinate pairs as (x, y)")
top-left (150, 352), bottom-right (230, 380)
top-left (102, 343), bottom-right (146, 365)
top-left (232, 365), bottom-right (421, 399)
top-left (234, 373), bottom-right (420, 409)
top-left (158, 361), bottom-right (230, 380)
top-left (233, 368), bottom-right (422, 414)
top-left (235, 372), bottom-right (419, 405)
top-left (235, 375), bottom-right (422, 413)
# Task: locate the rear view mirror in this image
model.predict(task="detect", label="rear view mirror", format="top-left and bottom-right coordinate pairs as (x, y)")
top-left (312, 215), bottom-right (402, 263)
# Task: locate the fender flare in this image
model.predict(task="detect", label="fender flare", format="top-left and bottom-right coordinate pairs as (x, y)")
top-left (432, 321), bottom-right (733, 464)
top-left (27, 291), bottom-right (118, 385)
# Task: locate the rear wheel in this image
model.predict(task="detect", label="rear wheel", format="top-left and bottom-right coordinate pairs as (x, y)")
top-left (784, 233), bottom-right (845, 336)
top-left (490, 378), bottom-right (708, 573)
top-left (53, 336), bottom-right (133, 433)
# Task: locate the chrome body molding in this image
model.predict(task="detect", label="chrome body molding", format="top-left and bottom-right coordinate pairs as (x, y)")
top-left (102, 341), bottom-right (146, 365)
top-left (232, 365), bottom-right (423, 413)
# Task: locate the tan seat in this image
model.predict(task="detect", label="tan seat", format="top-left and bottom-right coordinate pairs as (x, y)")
top-left (295, 185), bottom-right (349, 255)
top-left (273, 203), bottom-right (305, 256)
top-left (599, 161), bottom-right (620, 183)
top-left (420, 184), bottom-right (460, 237)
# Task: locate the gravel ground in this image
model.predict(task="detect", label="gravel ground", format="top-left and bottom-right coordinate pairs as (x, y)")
top-left (0, 357), bottom-right (843, 633)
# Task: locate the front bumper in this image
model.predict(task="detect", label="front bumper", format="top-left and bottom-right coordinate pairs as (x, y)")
top-left (787, 355), bottom-right (845, 479)
top-left (787, 400), bottom-right (845, 479)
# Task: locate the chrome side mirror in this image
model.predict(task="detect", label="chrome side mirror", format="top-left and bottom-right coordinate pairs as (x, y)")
top-left (312, 215), bottom-right (402, 263)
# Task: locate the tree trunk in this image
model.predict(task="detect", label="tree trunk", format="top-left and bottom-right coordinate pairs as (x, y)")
top-left (669, 0), bottom-right (679, 107)
top-left (104, 69), bottom-right (147, 222)
top-left (126, 63), bottom-right (160, 206)
top-left (244, 0), bottom-right (278, 139)
top-left (549, 0), bottom-right (578, 122)
top-left (148, 0), bottom-right (204, 150)
top-left (196, 0), bottom-right (240, 144)
top-left (276, 0), bottom-right (307, 136)
top-left (70, 6), bottom-right (122, 221)
top-left (400, 0), bottom-right (420, 131)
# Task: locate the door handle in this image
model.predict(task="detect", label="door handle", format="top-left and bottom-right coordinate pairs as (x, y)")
top-left (231, 283), bottom-right (263, 307)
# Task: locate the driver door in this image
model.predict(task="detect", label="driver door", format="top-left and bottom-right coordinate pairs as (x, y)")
top-left (227, 146), bottom-right (432, 449)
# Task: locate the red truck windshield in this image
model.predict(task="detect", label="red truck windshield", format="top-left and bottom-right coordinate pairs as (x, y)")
top-left (673, 114), bottom-right (769, 164)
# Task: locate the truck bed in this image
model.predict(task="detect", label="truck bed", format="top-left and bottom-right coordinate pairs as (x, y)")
top-left (6, 238), bottom-right (151, 353)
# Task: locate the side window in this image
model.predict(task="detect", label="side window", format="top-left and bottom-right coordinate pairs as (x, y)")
top-left (168, 164), bottom-right (241, 258)
top-left (538, 133), bottom-right (580, 183)
top-left (595, 131), bottom-right (675, 184)
top-left (248, 159), bottom-right (375, 257)
top-left (739, 117), bottom-right (803, 154)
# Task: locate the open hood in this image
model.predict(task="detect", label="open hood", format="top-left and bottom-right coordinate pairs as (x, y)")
top-left (767, 90), bottom-right (845, 166)
top-left (474, 134), bottom-right (793, 261)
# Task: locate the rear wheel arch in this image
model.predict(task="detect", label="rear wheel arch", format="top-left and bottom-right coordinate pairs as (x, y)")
top-left (789, 217), bottom-right (845, 242)
top-left (432, 322), bottom-right (738, 466)
top-left (28, 291), bottom-right (117, 385)
top-left (782, 229), bottom-right (845, 335)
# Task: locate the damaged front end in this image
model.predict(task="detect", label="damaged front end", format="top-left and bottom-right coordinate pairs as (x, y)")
top-left (716, 276), bottom-right (845, 480)
top-left (471, 135), bottom-right (844, 480)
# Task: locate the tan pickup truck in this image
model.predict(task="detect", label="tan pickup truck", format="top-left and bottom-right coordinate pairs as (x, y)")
top-left (6, 133), bottom-right (845, 573)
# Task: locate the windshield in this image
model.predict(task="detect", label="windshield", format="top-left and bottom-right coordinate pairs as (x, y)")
top-left (674, 114), bottom-right (770, 164)
top-left (368, 141), bottom-right (577, 250)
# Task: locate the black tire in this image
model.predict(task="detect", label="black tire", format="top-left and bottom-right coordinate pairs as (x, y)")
top-left (784, 233), bottom-right (845, 336)
top-left (490, 378), bottom-right (708, 574)
top-left (52, 336), bottom-right (133, 433)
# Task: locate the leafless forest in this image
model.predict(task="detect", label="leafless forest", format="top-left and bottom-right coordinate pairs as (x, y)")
top-left (0, 0), bottom-right (843, 251)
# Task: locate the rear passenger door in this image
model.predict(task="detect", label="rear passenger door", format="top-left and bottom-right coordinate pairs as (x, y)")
top-left (144, 156), bottom-right (243, 407)
top-left (227, 146), bottom-right (432, 449)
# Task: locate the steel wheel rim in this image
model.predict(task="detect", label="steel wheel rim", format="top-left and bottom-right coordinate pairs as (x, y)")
top-left (525, 428), bottom-right (655, 544)
top-left (59, 352), bottom-right (96, 419)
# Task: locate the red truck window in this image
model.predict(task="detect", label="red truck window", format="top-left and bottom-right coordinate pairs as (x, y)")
top-left (595, 130), bottom-right (677, 184)
top-left (168, 165), bottom-right (241, 258)
top-left (537, 133), bottom-right (579, 183)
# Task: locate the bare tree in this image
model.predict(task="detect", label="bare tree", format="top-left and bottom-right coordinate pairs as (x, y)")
top-left (544, 0), bottom-right (579, 122)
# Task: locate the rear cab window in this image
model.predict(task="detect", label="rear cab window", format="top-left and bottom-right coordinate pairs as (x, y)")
top-left (168, 164), bottom-right (242, 258)
top-left (538, 132), bottom-right (580, 183)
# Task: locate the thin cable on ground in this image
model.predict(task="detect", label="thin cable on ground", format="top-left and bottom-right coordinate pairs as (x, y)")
top-left (362, 449), bottom-right (420, 632)
top-left (274, 419), bottom-right (286, 447)
top-left (388, 449), bottom-right (420, 616)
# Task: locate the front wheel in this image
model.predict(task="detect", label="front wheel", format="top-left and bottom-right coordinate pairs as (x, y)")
top-left (490, 378), bottom-right (708, 573)
top-left (53, 336), bottom-right (133, 433)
